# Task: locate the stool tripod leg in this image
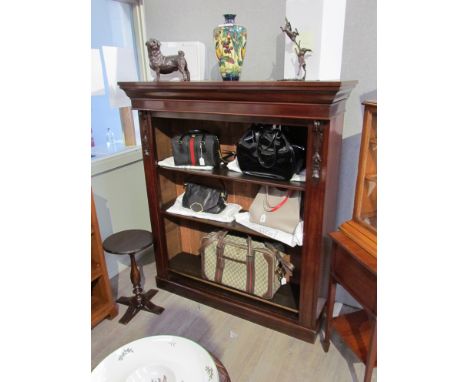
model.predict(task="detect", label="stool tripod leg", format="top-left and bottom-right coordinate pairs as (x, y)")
top-left (115, 253), bottom-right (164, 324)
top-left (142, 288), bottom-right (158, 302)
top-left (129, 254), bottom-right (144, 305)
top-left (116, 296), bottom-right (133, 305)
top-left (118, 304), bottom-right (139, 325)
top-left (141, 293), bottom-right (165, 314)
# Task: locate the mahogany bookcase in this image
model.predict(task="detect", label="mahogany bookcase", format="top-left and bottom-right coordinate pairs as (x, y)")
top-left (119, 81), bottom-right (356, 343)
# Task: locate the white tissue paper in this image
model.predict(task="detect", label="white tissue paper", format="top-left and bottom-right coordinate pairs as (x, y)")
top-left (158, 156), bottom-right (214, 171)
top-left (234, 212), bottom-right (303, 247)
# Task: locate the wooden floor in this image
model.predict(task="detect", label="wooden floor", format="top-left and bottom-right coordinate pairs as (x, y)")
top-left (92, 250), bottom-right (377, 381)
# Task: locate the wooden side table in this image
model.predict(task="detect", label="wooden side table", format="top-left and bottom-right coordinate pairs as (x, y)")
top-left (323, 231), bottom-right (377, 382)
top-left (103, 229), bottom-right (165, 324)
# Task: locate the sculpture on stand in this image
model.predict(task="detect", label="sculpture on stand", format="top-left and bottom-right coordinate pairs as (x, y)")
top-left (146, 38), bottom-right (190, 81)
top-left (281, 18), bottom-right (312, 80)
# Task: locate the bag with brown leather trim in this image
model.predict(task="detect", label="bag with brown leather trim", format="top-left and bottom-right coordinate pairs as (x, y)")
top-left (200, 231), bottom-right (294, 299)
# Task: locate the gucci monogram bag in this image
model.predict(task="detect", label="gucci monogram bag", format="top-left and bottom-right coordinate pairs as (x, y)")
top-left (200, 231), bottom-right (293, 300)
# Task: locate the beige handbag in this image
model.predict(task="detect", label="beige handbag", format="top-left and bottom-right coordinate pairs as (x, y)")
top-left (200, 231), bottom-right (294, 299)
top-left (249, 186), bottom-right (301, 234)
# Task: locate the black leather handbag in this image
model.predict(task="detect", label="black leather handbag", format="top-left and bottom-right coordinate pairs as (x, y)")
top-left (237, 124), bottom-right (306, 180)
top-left (171, 130), bottom-right (221, 166)
top-left (182, 183), bottom-right (226, 214)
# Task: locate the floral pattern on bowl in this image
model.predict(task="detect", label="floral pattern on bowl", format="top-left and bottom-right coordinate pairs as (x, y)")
top-left (92, 336), bottom-right (219, 382)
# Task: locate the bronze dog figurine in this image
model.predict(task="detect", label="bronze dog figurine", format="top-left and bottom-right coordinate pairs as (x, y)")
top-left (146, 39), bottom-right (190, 81)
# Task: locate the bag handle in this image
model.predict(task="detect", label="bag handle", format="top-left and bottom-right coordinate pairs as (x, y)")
top-left (214, 231), bottom-right (228, 283)
top-left (220, 150), bottom-right (236, 165)
top-left (177, 129), bottom-right (207, 144)
top-left (264, 243), bottom-right (295, 277)
top-left (263, 187), bottom-right (292, 212)
top-left (256, 125), bottom-right (297, 169)
top-left (256, 125), bottom-right (280, 169)
top-left (183, 180), bottom-right (227, 200)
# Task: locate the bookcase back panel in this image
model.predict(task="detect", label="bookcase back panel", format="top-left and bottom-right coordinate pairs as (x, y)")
top-left (163, 217), bottom-right (182, 259)
top-left (157, 172), bottom-right (179, 205)
top-left (164, 218), bottom-right (212, 258)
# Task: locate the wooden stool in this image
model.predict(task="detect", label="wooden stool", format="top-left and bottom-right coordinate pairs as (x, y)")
top-left (103, 229), bottom-right (164, 324)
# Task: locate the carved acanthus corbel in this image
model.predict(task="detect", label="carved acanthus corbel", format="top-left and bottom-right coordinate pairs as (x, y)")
top-left (311, 120), bottom-right (324, 182)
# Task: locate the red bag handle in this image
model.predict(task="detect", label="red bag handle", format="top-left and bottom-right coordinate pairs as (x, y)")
top-left (263, 187), bottom-right (292, 212)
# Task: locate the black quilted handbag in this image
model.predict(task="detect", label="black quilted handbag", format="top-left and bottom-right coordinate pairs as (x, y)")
top-left (171, 130), bottom-right (221, 166)
top-left (237, 124), bottom-right (306, 180)
top-left (182, 183), bottom-right (227, 214)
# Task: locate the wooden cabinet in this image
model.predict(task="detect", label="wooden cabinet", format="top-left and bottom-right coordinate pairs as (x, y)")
top-left (340, 101), bottom-right (377, 256)
top-left (323, 101), bottom-right (377, 381)
top-left (91, 191), bottom-right (117, 327)
top-left (119, 81), bottom-right (356, 342)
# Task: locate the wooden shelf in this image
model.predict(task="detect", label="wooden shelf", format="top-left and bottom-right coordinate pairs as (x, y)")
top-left (332, 310), bottom-right (376, 365)
top-left (169, 252), bottom-right (300, 314)
top-left (158, 165), bottom-right (306, 191)
top-left (162, 204), bottom-right (274, 241)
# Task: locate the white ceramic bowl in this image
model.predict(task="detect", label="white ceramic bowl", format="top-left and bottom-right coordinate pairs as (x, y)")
top-left (92, 335), bottom-right (219, 382)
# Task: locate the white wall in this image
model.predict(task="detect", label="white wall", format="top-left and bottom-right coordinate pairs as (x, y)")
top-left (143, 0), bottom-right (287, 81)
top-left (340, 0), bottom-right (377, 138)
top-left (318, 0), bottom-right (347, 80)
top-left (284, 0), bottom-right (347, 80)
top-left (284, 0), bottom-right (324, 80)
top-left (92, 149), bottom-right (151, 278)
top-left (335, 0), bottom-right (377, 307)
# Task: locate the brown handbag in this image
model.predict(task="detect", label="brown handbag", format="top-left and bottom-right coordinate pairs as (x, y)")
top-left (200, 231), bottom-right (293, 300)
top-left (249, 186), bottom-right (301, 234)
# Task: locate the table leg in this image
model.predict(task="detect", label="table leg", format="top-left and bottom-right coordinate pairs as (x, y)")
top-left (322, 279), bottom-right (336, 352)
top-left (140, 290), bottom-right (165, 314)
top-left (129, 253), bottom-right (144, 305)
top-left (322, 240), bottom-right (337, 352)
top-left (115, 253), bottom-right (164, 324)
top-left (118, 304), bottom-right (139, 325)
top-left (363, 320), bottom-right (377, 382)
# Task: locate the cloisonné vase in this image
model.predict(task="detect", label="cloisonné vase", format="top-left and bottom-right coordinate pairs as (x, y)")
top-left (214, 14), bottom-right (247, 81)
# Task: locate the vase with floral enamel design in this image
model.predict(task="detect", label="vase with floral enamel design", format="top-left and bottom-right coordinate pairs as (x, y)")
top-left (214, 14), bottom-right (247, 81)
